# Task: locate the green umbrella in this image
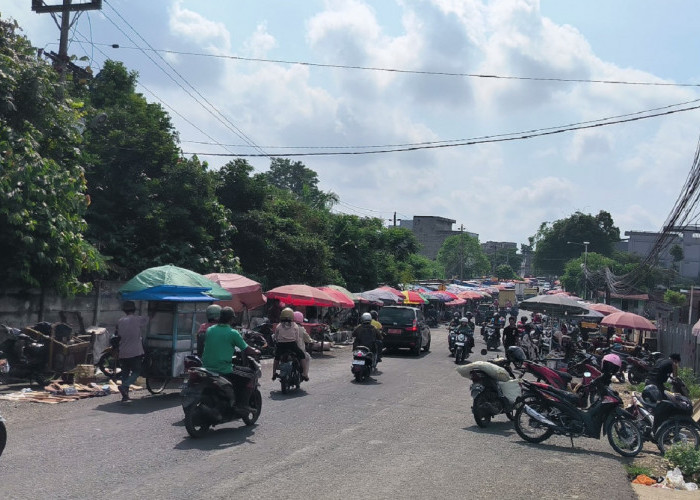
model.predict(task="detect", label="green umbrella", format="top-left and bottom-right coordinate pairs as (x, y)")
top-left (120, 264), bottom-right (232, 300)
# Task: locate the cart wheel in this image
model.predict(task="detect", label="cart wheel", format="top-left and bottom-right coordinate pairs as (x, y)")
top-left (97, 351), bottom-right (120, 379)
top-left (146, 377), bottom-right (169, 394)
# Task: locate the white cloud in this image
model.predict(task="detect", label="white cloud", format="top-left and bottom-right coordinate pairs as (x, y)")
top-left (168, 1), bottom-right (231, 53)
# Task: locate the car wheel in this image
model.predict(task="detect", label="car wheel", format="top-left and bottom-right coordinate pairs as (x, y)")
top-left (423, 336), bottom-right (430, 352)
top-left (411, 338), bottom-right (422, 356)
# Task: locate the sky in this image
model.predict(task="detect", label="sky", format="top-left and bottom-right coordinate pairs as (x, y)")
top-left (5, 0), bottom-right (700, 248)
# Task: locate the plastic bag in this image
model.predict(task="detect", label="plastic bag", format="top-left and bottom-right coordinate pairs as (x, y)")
top-left (632, 475), bottom-right (656, 486)
top-left (664, 467), bottom-right (697, 490)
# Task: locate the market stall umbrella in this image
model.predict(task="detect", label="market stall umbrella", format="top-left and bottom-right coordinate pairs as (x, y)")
top-left (458, 290), bottom-right (483, 300)
top-left (317, 287), bottom-right (355, 309)
top-left (519, 294), bottom-right (587, 316)
top-left (205, 273), bottom-right (266, 312)
top-left (446, 297), bottom-right (467, 307)
top-left (324, 285), bottom-right (358, 304)
top-left (360, 288), bottom-right (403, 304)
top-left (120, 264), bottom-right (232, 301)
top-left (587, 303), bottom-right (621, 316)
top-left (379, 285), bottom-right (404, 298)
top-left (265, 284), bottom-right (339, 308)
top-left (401, 290), bottom-right (427, 305)
top-left (353, 292), bottom-right (383, 306)
top-left (600, 311), bottom-right (657, 331)
top-left (692, 318), bottom-right (700, 336)
top-left (574, 308), bottom-right (605, 322)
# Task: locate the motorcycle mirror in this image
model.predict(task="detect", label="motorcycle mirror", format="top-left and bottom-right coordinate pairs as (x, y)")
top-left (480, 349), bottom-right (487, 356)
top-left (583, 371), bottom-right (592, 378)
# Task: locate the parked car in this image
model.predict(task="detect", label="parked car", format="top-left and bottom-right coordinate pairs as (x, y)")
top-left (377, 306), bottom-right (431, 355)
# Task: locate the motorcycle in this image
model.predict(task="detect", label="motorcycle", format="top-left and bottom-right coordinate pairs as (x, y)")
top-left (351, 345), bottom-right (377, 382)
top-left (0, 411), bottom-right (5, 458)
top-left (513, 374), bottom-right (644, 457)
top-left (278, 351), bottom-right (303, 394)
top-left (626, 355), bottom-right (656, 385)
top-left (484, 327), bottom-right (500, 351)
top-left (0, 325), bottom-right (52, 386)
top-left (454, 331), bottom-right (473, 364)
top-left (626, 377), bottom-right (700, 454)
top-left (181, 352), bottom-right (262, 438)
top-left (448, 326), bottom-right (458, 355)
top-left (458, 358), bottom-right (521, 427)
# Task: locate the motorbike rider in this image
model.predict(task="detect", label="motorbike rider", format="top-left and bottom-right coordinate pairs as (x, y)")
top-left (293, 311), bottom-right (313, 380)
top-left (196, 304), bottom-right (221, 356)
top-left (352, 313), bottom-right (381, 360)
top-left (465, 312), bottom-right (476, 332)
top-left (448, 312), bottom-right (461, 330)
top-left (201, 306), bottom-right (261, 414)
top-left (369, 310), bottom-right (384, 361)
top-left (272, 308), bottom-right (309, 382)
top-left (457, 316), bottom-right (475, 353)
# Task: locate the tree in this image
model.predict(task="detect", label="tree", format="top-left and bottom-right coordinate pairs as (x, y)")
top-left (670, 244), bottom-right (684, 273)
top-left (531, 211), bottom-right (620, 276)
top-left (488, 247), bottom-right (523, 275)
top-left (264, 158), bottom-right (338, 209)
top-left (437, 234), bottom-right (490, 279)
top-left (664, 289), bottom-right (686, 308)
top-left (495, 264), bottom-right (518, 280)
top-left (0, 18), bottom-right (103, 295)
top-left (560, 252), bottom-right (614, 297)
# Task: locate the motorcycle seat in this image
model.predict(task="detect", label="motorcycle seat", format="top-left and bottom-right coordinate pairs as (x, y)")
top-left (543, 385), bottom-right (581, 405)
top-left (551, 369), bottom-right (573, 384)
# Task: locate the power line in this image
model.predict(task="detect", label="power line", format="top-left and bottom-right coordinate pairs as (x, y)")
top-left (182, 103), bottom-right (700, 157)
top-left (96, 42), bottom-right (700, 88)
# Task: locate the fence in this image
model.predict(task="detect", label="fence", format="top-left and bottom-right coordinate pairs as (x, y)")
top-left (657, 320), bottom-right (700, 376)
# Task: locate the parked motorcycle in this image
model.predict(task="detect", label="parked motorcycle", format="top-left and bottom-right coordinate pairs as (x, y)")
top-left (626, 377), bottom-right (700, 454)
top-left (351, 345), bottom-right (377, 382)
top-left (0, 411), bottom-right (6, 458)
top-left (454, 331), bottom-right (473, 364)
top-left (458, 356), bottom-right (521, 427)
top-left (181, 352), bottom-right (262, 438)
top-left (513, 363), bottom-right (644, 457)
top-left (278, 351), bottom-right (303, 394)
top-left (626, 354), bottom-right (658, 385)
top-left (0, 325), bottom-right (52, 386)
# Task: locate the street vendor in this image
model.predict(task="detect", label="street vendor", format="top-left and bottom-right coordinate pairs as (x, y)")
top-left (115, 300), bottom-right (152, 402)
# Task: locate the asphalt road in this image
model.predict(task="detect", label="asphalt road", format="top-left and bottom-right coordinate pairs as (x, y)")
top-left (0, 326), bottom-right (637, 500)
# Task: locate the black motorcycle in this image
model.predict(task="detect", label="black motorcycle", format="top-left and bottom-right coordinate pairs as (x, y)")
top-left (181, 353), bottom-right (262, 438)
top-left (448, 326), bottom-right (458, 356)
top-left (351, 345), bottom-right (377, 382)
top-left (514, 376), bottom-right (644, 457)
top-left (468, 356), bottom-right (522, 427)
top-left (454, 332), bottom-right (473, 364)
top-left (485, 328), bottom-right (500, 351)
top-left (278, 351), bottom-right (303, 394)
top-left (0, 325), bottom-right (52, 386)
top-left (626, 377), bottom-right (700, 454)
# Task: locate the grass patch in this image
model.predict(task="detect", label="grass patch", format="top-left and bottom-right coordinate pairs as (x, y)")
top-left (625, 464), bottom-right (655, 479)
top-left (677, 367), bottom-right (700, 400)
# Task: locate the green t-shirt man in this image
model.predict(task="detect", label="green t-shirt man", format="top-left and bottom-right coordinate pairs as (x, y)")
top-left (201, 324), bottom-right (249, 374)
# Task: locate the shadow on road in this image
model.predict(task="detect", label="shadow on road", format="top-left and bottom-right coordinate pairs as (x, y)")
top-left (174, 424), bottom-right (257, 451)
top-left (93, 392), bottom-right (181, 414)
top-left (381, 349), bottom-right (431, 359)
top-left (268, 388), bottom-right (309, 400)
top-left (513, 439), bottom-right (633, 461)
top-left (462, 421), bottom-right (516, 436)
top-left (350, 376), bottom-right (382, 385)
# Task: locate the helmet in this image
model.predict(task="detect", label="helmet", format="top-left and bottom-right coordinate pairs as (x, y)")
top-left (122, 300), bottom-right (136, 313)
top-left (506, 346), bottom-right (526, 365)
top-left (220, 306), bottom-right (234, 324)
top-left (454, 312), bottom-right (460, 319)
top-left (293, 311), bottom-right (304, 323)
top-left (466, 312), bottom-right (472, 318)
top-left (460, 317), bottom-right (469, 324)
top-left (361, 312), bottom-right (372, 324)
top-left (280, 307), bottom-right (294, 322)
top-left (601, 353), bottom-right (622, 375)
top-left (370, 310), bottom-right (378, 320)
top-left (206, 304), bottom-right (222, 322)
top-left (641, 384), bottom-right (663, 405)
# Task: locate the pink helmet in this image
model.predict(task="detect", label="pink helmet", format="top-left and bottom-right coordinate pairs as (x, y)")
top-left (293, 311), bottom-right (304, 323)
top-left (601, 353), bottom-right (622, 375)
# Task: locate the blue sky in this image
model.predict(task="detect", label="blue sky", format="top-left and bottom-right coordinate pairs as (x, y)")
top-left (5, 0), bottom-right (700, 247)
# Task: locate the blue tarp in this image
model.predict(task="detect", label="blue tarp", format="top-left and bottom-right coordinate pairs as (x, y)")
top-left (120, 285), bottom-right (217, 302)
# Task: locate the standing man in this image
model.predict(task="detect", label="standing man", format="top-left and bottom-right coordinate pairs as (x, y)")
top-left (502, 316), bottom-right (519, 350)
top-left (115, 300), bottom-right (150, 402)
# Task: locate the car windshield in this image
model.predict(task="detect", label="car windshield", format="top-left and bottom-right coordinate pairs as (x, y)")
top-left (378, 308), bottom-right (415, 325)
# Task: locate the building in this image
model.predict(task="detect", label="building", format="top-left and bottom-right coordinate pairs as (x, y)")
top-left (397, 216), bottom-right (478, 260)
top-left (620, 226), bottom-right (700, 280)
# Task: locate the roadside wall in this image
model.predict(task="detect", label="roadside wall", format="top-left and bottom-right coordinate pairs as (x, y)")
top-left (657, 318), bottom-right (700, 375)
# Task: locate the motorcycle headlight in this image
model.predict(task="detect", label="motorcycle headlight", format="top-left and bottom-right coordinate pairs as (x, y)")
top-left (457, 334), bottom-right (465, 341)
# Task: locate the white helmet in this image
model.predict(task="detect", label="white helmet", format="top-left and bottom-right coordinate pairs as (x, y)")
top-left (361, 312), bottom-right (372, 324)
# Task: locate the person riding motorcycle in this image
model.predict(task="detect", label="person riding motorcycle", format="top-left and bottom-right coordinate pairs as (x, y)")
top-left (293, 310), bottom-right (313, 380)
top-left (352, 313), bottom-right (381, 360)
top-left (201, 306), bottom-right (261, 414)
top-left (272, 308), bottom-right (309, 381)
top-left (197, 304), bottom-right (221, 356)
top-left (448, 312), bottom-right (461, 330)
top-left (465, 312), bottom-right (476, 332)
top-left (457, 316), bottom-right (475, 354)
top-left (369, 310), bottom-right (384, 361)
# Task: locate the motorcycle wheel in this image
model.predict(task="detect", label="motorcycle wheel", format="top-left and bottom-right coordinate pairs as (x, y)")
top-left (628, 368), bottom-right (644, 385)
top-left (454, 348), bottom-right (462, 364)
top-left (184, 397), bottom-right (214, 438)
top-left (242, 389), bottom-right (263, 426)
top-left (606, 414), bottom-right (644, 457)
top-left (655, 420), bottom-right (700, 454)
top-left (354, 372), bottom-right (363, 382)
top-left (146, 377), bottom-right (169, 394)
top-left (513, 401), bottom-right (554, 444)
top-left (97, 351), bottom-right (120, 379)
top-left (473, 391), bottom-right (497, 428)
top-left (0, 422), bottom-right (6, 457)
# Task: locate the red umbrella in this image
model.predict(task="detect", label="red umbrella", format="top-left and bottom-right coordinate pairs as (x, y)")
top-left (265, 284), bottom-right (339, 308)
top-left (587, 303), bottom-right (621, 316)
top-left (446, 298), bottom-right (467, 306)
top-left (600, 311), bottom-right (657, 331)
top-left (205, 273), bottom-right (266, 312)
top-left (458, 290), bottom-right (483, 300)
top-left (317, 287), bottom-right (355, 309)
top-left (401, 290), bottom-right (427, 304)
top-left (379, 285), bottom-right (404, 297)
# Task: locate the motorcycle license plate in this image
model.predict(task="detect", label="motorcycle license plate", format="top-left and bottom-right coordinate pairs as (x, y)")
top-left (455, 342), bottom-right (465, 347)
top-left (388, 328), bottom-right (402, 334)
top-left (352, 360), bottom-right (365, 365)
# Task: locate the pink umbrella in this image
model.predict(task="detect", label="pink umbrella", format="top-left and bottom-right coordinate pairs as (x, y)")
top-left (692, 318), bottom-right (700, 337)
top-left (205, 273), bottom-right (266, 312)
top-left (317, 287), bottom-right (355, 309)
top-left (266, 284), bottom-right (339, 308)
top-left (379, 285), bottom-right (404, 297)
top-left (446, 298), bottom-right (467, 306)
top-left (587, 303), bottom-right (621, 316)
top-left (458, 290), bottom-right (483, 300)
top-left (600, 311), bottom-right (657, 331)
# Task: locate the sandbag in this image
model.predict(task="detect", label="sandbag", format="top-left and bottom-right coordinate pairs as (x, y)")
top-left (456, 361), bottom-right (510, 382)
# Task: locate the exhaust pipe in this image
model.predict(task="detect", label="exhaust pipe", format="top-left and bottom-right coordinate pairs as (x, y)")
top-left (524, 404), bottom-right (556, 427)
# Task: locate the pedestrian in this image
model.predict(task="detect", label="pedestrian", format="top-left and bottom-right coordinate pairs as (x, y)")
top-left (115, 300), bottom-right (151, 402)
top-left (502, 316), bottom-right (518, 350)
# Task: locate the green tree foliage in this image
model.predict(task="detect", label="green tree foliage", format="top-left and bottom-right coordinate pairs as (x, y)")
top-left (0, 18), bottom-right (103, 294)
top-left (488, 247), bottom-right (523, 275)
top-left (560, 252), bottom-right (614, 296)
top-left (264, 158), bottom-right (338, 209)
top-left (664, 289), bottom-right (686, 307)
top-left (437, 234), bottom-right (490, 279)
top-left (532, 211), bottom-right (620, 276)
top-left (495, 264), bottom-right (518, 280)
top-left (82, 60), bottom-right (237, 277)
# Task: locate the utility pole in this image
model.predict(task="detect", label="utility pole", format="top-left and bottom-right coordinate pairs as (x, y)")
top-left (32, 1), bottom-right (103, 83)
top-left (458, 224), bottom-right (465, 281)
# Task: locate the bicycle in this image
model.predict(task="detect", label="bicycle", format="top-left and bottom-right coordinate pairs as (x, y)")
top-left (96, 336), bottom-right (171, 395)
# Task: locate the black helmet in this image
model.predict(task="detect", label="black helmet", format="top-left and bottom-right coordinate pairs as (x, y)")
top-left (122, 300), bottom-right (136, 313)
top-left (466, 312), bottom-right (473, 318)
top-left (219, 306), bottom-right (234, 324)
top-left (454, 312), bottom-right (459, 319)
top-left (641, 384), bottom-right (663, 405)
top-left (370, 310), bottom-right (378, 320)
